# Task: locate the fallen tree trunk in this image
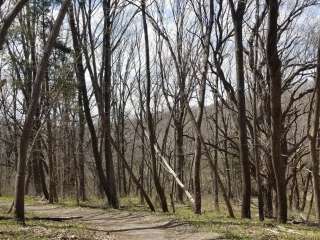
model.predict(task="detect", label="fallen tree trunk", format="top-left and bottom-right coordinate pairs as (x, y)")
top-left (144, 132), bottom-right (195, 206)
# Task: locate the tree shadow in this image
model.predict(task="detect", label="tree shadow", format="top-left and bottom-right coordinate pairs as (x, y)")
top-left (81, 212), bottom-right (148, 222)
top-left (83, 219), bottom-right (186, 233)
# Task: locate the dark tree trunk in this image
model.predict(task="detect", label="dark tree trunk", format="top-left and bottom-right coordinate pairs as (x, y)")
top-left (263, 181), bottom-right (273, 218)
top-left (222, 112), bottom-right (232, 199)
top-left (213, 77), bottom-right (219, 210)
top-left (68, 3), bottom-right (114, 206)
top-left (229, 0), bottom-right (251, 219)
top-left (266, 0), bottom-right (287, 223)
top-left (31, 5), bottom-right (41, 196)
top-left (139, 107), bottom-right (145, 204)
top-left (300, 172), bottom-right (311, 212)
top-left (176, 121), bottom-right (184, 203)
top-left (193, 0), bottom-right (214, 214)
top-left (252, 0), bottom-right (263, 221)
top-left (39, 160), bottom-right (49, 200)
top-left (253, 87), bottom-right (264, 221)
top-left (120, 108), bottom-right (127, 196)
top-left (78, 93), bottom-right (86, 202)
top-left (32, 132), bottom-right (42, 196)
top-left (102, 0), bottom-right (119, 209)
top-left (141, 0), bottom-right (168, 212)
top-left (46, 75), bottom-right (58, 204)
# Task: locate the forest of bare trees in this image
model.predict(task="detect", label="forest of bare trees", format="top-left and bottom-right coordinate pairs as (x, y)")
top-left (0, 0), bottom-right (320, 234)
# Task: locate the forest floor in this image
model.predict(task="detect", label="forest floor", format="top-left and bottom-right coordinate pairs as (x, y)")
top-left (1, 196), bottom-right (320, 239)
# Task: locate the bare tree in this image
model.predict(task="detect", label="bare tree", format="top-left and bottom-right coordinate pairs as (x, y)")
top-left (102, 0), bottom-right (119, 209)
top-left (14, 0), bottom-right (71, 222)
top-left (190, 0), bottom-right (214, 214)
top-left (266, 0), bottom-right (287, 223)
top-left (141, 0), bottom-right (168, 212)
top-left (68, 2), bottom-right (115, 207)
top-left (228, 0), bottom-right (251, 219)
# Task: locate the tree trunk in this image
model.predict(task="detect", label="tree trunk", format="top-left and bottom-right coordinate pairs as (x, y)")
top-left (253, 83), bottom-right (264, 221)
top-left (39, 160), bottom-right (49, 200)
top-left (300, 172), bottom-right (311, 212)
top-left (46, 75), bottom-right (57, 204)
top-left (14, 0), bottom-right (71, 222)
top-left (222, 112), bottom-right (232, 199)
top-left (229, 0), bottom-right (251, 219)
top-left (139, 107), bottom-right (145, 204)
top-left (193, 0), bottom-right (214, 215)
top-left (176, 121), bottom-right (184, 203)
top-left (102, 0), bottom-right (119, 209)
top-left (68, 3), bottom-right (114, 206)
top-left (266, 0), bottom-right (287, 223)
top-left (78, 93), bottom-right (86, 202)
top-left (213, 77), bottom-right (219, 210)
top-left (32, 134), bottom-right (42, 196)
top-left (253, 0), bottom-right (263, 221)
top-left (141, 0), bottom-right (168, 212)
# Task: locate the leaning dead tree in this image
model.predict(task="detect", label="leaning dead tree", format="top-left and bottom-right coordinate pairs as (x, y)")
top-left (144, 131), bottom-right (195, 205)
top-left (14, 0), bottom-right (71, 222)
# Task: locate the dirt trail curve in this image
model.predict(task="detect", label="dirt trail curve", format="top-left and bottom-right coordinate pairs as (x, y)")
top-left (1, 202), bottom-right (222, 240)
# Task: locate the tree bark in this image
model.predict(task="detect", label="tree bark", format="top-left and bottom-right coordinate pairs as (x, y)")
top-left (300, 172), bottom-right (311, 212)
top-left (102, 0), bottom-right (119, 209)
top-left (229, 0), bottom-right (251, 219)
top-left (266, 0), bottom-right (287, 223)
top-left (46, 75), bottom-right (58, 204)
top-left (213, 77), bottom-right (219, 210)
top-left (253, 0), bottom-right (263, 221)
top-left (78, 93), bottom-right (86, 202)
top-left (176, 121), bottom-right (185, 203)
top-left (193, 0), bottom-right (214, 214)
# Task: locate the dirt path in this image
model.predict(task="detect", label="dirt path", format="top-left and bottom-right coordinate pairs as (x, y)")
top-left (1, 202), bottom-right (222, 240)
